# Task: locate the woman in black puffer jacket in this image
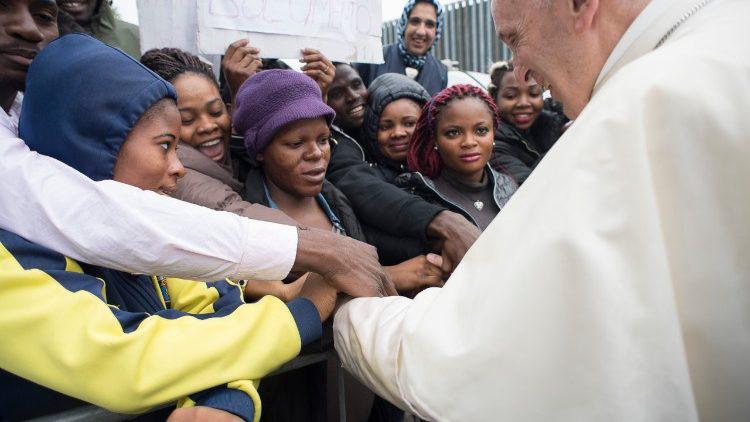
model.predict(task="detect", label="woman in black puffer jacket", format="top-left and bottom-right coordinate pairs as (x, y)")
top-left (488, 61), bottom-right (567, 184)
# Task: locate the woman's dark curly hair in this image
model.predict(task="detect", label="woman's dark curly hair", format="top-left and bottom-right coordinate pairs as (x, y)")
top-left (487, 61), bottom-right (514, 101)
top-left (140, 48), bottom-right (218, 86)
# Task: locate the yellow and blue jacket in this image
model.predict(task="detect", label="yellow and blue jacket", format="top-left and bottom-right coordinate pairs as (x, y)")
top-left (0, 227), bottom-right (321, 421)
top-left (2, 34), bottom-right (322, 421)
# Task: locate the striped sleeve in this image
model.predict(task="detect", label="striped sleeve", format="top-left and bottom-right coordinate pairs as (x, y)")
top-left (164, 277), bottom-right (245, 315)
top-left (0, 229), bottom-right (320, 418)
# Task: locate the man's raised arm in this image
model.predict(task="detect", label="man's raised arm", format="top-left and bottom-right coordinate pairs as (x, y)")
top-left (0, 135), bottom-right (390, 295)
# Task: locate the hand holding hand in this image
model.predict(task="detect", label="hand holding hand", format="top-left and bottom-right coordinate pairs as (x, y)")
top-left (243, 273), bottom-right (308, 302)
top-left (293, 227), bottom-right (397, 298)
top-left (385, 253), bottom-right (445, 293)
top-left (299, 272), bottom-right (338, 321)
top-left (427, 211), bottom-right (481, 273)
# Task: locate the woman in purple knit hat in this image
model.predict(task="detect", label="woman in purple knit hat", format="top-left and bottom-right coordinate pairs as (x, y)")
top-left (234, 70), bottom-right (445, 298)
top-left (233, 69), bottom-right (444, 421)
top-left (236, 68), bottom-right (450, 418)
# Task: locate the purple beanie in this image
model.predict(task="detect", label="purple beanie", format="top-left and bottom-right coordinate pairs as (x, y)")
top-left (233, 69), bottom-right (336, 157)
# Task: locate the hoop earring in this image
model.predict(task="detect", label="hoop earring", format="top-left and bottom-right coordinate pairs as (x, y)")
top-left (433, 145), bottom-right (438, 151)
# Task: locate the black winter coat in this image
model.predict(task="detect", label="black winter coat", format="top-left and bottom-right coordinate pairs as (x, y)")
top-left (394, 166), bottom-right (517, 229)
top-left (490, 110), bottom-right (565, 184)
top-left (327, 125), bottom-right (443, 240)
top-left (328, 126), bottom-right (431, 264)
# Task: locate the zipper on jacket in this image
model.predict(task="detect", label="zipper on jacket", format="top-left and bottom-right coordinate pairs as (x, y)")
top-left (332, 125), bottom-right (366, 161)
top-left (154, 276), bottom-right (171, 309)
top-left (519, 138), bottom-right (541, 159)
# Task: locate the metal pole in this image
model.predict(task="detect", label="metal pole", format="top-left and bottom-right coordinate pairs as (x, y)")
top-left (337, 356), bottom-right (347, 422)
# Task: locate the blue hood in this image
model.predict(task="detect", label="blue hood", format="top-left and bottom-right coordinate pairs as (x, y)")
top-left (20, 34), bottom-right (176, 181)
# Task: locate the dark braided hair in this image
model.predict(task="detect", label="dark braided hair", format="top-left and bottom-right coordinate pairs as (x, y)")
top-left (140, 48), bottom-right (218, 87)
top-left (407, 84), bottom-right (499, 178)
top-left (487, 61), bottom-right (513, 102)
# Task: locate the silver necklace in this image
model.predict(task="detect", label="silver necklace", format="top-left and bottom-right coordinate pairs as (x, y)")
top-left (440, 169), bottom-right (488, 211)
top-left (446, 185), bottom-right (485, 210)
top-left (655, 0), bottom-right (715, 49)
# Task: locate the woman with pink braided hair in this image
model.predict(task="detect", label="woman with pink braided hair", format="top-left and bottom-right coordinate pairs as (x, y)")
top-left (395, 84), bottom-right (517, 230)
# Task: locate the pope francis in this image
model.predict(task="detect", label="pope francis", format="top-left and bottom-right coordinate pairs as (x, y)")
top-left (333, 0), bottom-right (750, 420)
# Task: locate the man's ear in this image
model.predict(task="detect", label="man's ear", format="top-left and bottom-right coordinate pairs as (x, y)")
top-left (569, 0), bottom-right (599, 33)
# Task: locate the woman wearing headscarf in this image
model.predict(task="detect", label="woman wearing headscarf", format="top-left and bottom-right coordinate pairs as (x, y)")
top-left (363, 72), bottom-right (431, 183)
top-left (355, 0), bottom-right (447, 95)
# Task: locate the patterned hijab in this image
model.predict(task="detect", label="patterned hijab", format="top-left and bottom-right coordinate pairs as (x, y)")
top-left (396, 0), bottom-right (444, 70)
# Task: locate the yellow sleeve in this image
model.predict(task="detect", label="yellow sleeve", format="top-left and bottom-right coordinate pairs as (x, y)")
top-left (163, 277), bottom-right (243, 314)
top-left (177, 380), bottom-right (260, 422)
top-left (0, 230), bottom-right (313, 416)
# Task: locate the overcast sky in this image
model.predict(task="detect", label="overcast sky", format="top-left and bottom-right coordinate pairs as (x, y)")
top-left (111, 0), bottom-right (461, 25)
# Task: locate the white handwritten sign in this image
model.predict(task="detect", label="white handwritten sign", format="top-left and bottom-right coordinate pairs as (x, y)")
top-left (137, 0), bottom-right (383, 63)
top-left (205, 0), bottom-right (379, 40)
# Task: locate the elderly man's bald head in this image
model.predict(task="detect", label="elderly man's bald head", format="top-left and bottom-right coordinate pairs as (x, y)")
top-left (491, 0), bottom-right (649, 118)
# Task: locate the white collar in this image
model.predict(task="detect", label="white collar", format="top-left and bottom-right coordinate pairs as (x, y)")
top-left (0, 92), bottom-right (23, 137)
top-left (595, 0), bottom-right (682, 89)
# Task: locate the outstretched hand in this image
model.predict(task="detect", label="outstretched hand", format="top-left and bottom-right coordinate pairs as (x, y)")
top-left (293, 226), bottom-right (397, 298)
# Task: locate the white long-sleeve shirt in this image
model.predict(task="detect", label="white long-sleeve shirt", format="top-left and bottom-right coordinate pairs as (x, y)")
top-left (334, 0), bottom-right (750, 420)
top-left (1, 93), bottom-right (297, 281)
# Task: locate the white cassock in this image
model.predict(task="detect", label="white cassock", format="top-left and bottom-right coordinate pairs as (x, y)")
top-left (333, 0), bottom-right (750, 420)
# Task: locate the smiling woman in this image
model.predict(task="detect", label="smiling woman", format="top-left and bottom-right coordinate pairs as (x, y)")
top-left (354, 0), bottom-right (448, 95)
top-left (140, 47), bottom-right (297, 226)
top-left (361, 72), bottom-right (431, 182)
top-left (487, 60), bottom-right (566, 184)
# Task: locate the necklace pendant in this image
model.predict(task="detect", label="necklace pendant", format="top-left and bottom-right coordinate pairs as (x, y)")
top-left (473, 200), bottom-right (484, 211)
